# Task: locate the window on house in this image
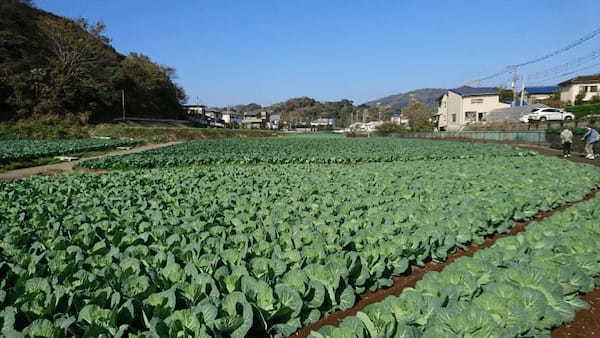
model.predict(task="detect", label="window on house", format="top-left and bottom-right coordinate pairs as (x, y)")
top-left (471, 98), bottom-right (484, 104)
top-left (451, 114), bottom-right (457, 122)
top-left (465, 111), bottom-right (477, 123)
top-left (478, 112), bottom-right (487, 122)
top-left (591, 86), bottom-right (598, 92)
top-left (581, 86), bottom-right (589, 93)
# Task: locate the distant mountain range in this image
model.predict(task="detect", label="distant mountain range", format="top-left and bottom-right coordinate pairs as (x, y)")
top-left (364, 88), bottom-right (447, 110)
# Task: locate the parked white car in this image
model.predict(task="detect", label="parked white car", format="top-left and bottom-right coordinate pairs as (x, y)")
top-left (525, 108), bottom-right (575, 122)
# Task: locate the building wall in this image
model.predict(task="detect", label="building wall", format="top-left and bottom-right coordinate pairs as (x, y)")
top-left (445, 91), bottom-right (463, 131)
top-left (439, 91), bottom-right (509, 131)
top-left (560, 83), bottom-right (600, 103)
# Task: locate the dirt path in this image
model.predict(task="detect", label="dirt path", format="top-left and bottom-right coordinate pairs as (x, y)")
top-left (0, 142), bottom-right (180, 180)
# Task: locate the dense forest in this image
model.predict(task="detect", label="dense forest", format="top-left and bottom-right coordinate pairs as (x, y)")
top-left (0, 0), bottom-right (186, 123)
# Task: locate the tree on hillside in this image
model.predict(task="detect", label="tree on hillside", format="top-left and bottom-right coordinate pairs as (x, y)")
top-left (404, 100), bottom-right (433, 131)
top-left (37, 17), bottom-right (119, 120)
top-left (0, 0), bottom-right (187, 122)
top-left (234, 103), bottom-right (262, 113)
top-left (116, 53), bottom-right (187, 119)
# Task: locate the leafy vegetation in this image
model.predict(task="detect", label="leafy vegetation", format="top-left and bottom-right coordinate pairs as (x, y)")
top-left (78, 137), bottom-right (534, 169)
top-left (0, 138), bottom-right (139, 165)
top-left (1, 156), bottom-right (600, 336)
top-left (312, 194), bottom-right (600, 337)
top-left (566, 103), bottom-right (600, 119)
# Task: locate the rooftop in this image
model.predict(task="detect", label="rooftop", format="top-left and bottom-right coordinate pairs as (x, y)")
top-left (450, 86), bottom-right (499, 97)
top-left (559, 74), bottom-right (600, 86)
top-left (524, 86), bottom-right (560, 95)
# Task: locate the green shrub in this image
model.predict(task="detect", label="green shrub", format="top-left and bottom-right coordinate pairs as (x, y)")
top-left (374, 122), bottom-right (406, 136)
top-left (1, 113), bottom-right (92, 140)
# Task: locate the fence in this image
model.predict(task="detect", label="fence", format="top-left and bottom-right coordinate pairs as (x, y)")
top-left (395, 131), bottom-right (547, 144)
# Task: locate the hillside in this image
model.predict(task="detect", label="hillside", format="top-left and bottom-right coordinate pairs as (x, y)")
top-left (0, 0), bottom-right (186, 122)
top-left (364, 88), bottom-right (447, 110)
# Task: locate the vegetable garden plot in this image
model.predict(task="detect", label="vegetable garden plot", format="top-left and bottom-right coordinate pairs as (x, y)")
top-left (1, 157), bottom-right (600, 336)
top-left (310, 194), bottom-right (600, 338)
top-left (77, 137), bottom-right (533, 169)
top-left (0, 138), bottom-right (140, 165)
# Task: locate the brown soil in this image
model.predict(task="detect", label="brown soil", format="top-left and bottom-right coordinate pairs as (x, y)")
top-left (553, 286), bottom-right (600, 338)
top-left (0, 141), bottom-right (181, 180)
top-left (292, 189), bottom-right (600, 338)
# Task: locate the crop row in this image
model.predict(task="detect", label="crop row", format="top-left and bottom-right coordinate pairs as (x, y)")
top-left (0, 138), bottom-right (139, 165)
top-left (77, 137), bottom-right (534, 169)
top-left (311, 193), bottom-right (600, 338)
top-left (1, 157), bottom-right (599, 336)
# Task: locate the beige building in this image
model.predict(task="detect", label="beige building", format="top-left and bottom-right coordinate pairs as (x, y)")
top-left (522, 86), bottom-right (559, 103)
top-left (436, 86), bottom-right (509, 131)
top-left (559, 74), bottom-right (600, 104)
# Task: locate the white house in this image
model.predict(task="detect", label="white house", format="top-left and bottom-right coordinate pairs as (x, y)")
top-left (436, 86), bottom-right (510, 131)
top-left (183, 104), bottom-right (206, 117)
top-left (390, 113), bottom-right (409, 126)
top-left (222, 112), bottom-right (243, 127)
top-left (310, 118), bottom-right (336, 129)
top-left (559, 74), bottom-right (600, 104)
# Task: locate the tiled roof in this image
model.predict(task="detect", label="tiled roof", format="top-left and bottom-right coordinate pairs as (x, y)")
top-left (558, 74), bottom-right (600, 86)
top-left (450, 86), bottom-right (499, 97)
top-left (524, 86), bottom-right (560, 95)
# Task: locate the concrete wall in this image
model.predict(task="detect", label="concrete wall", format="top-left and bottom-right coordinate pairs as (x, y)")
top-left (396, 131), bottom-right (547, 143)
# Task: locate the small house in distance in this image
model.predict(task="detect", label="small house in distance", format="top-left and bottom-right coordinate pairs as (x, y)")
top-left (559, 74), bottom-right (600, 104)
top-left (243, 111), bottom-right (269, 129)
top-left (222, 111), bottom-right (243, 127)
top-left (310, 118), bottom-right (336, 129)
top-left (268, 114), bottom-right (281, 130)
top-left (183, 104), bottom-right (206, 118)
top-left (522, 86), bottom-right (559, 103)
top-left (436, 86), bottom-right (509, 131)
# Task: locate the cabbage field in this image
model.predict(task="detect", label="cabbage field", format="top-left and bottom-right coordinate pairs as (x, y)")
top-left (0, 138), bottom-right (139, 166)
top-left (312, 194), bottom-right (600, 338)
top-left (77, 137), bottom-right (534, 169)
top-left (1, 152), bottom-right (599, 337)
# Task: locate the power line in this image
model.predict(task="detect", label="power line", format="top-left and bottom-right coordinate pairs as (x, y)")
top-left (536, 61), bottom-right (600, 83)
top-left (511, 27), bottom-right (600, 67)
top-left (526, 48), bottom-right (600, 80)
top-left (467, 26), bottom-right (600, 85)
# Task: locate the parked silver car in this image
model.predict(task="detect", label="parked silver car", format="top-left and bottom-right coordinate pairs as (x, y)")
top-left (526, 107), bottom-right (574, 122)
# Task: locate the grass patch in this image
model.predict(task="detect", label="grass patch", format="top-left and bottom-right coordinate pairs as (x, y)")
top-left (566, 103), bottom-right (600, 118)
top-left (93, 124), bottom-right (276, 142)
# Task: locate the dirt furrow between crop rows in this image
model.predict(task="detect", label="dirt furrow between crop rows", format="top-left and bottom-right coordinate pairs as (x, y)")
top-left (552, 284), bottom-right (600, 337)
top-left (292, 188), bottom-right (600, 338)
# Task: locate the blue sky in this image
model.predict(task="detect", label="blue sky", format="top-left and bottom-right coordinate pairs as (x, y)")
top-left (37, 0), bottom-right (600, 107)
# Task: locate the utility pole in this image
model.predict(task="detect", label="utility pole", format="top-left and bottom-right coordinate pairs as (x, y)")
top-left (510, 66), bottom-right (518, 107)
top-left (121, 89), bottom-right (126, 121)
top-left (520, 76), bottom-right (526, 106)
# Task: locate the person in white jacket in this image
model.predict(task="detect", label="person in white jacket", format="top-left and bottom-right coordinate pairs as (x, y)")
top-left (560, 128), bottom-right (573, 158)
